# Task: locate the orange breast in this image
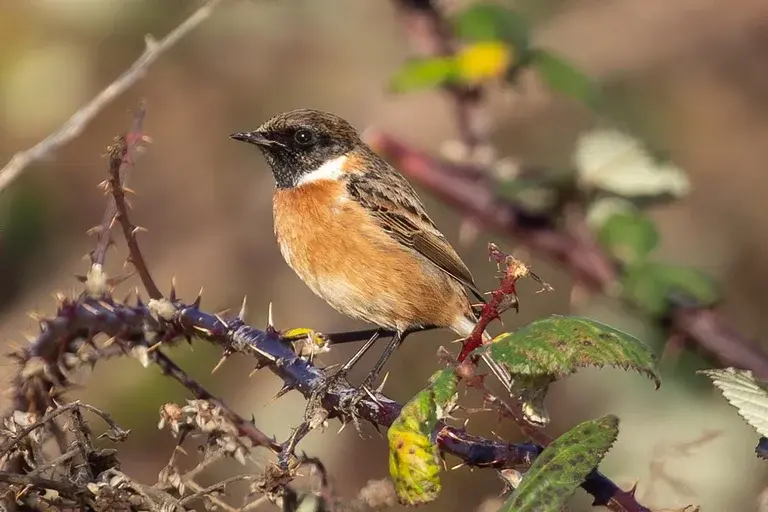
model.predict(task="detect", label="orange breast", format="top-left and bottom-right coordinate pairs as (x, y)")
top-left (272, 180), bottom-right (469, 331)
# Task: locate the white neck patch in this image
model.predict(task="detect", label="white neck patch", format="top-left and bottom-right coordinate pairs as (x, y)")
top-left (295, 155), bottom-right (347, 187)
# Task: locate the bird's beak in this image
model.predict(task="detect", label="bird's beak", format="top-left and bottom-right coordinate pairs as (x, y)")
top-left (229, 131), bottom-right (273, 146)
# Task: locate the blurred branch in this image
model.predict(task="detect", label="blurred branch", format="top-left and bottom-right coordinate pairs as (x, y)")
top-left (385, 0), bottom-right (768, 381)
top-left (369, 131), bottom-right (768, 381)
top-left (0, 0), bottom-right (226, 195)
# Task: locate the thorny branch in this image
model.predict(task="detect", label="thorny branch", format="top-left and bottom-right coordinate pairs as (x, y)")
top-left (0, 0), bottom-right (226, 195)
top-left (383, 0), bottom-right (768, 381)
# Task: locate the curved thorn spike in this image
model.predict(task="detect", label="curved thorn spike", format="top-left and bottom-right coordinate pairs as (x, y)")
top-left (362, 385), bottom-right (381, 405)
top-left (131, 226), bottom-right (147, 237)
top-left (376, 372), bottom-right (389, 394)
top-left (210, 354), bottom-right (229, 375)
top-left (169, 276), bottom-right (177, 302)
top-left (193, 287), bottom-right (203, 308)
top-left (214, 314), bottom-right (229, 329)
top-left (238, 295), bottom-right (248, 320)
top-left (267, 302), bottom-right (274, 329)
top-left (267, 384), bottom-right (294, 405)
top-left (103, 336), bottom-right (117, 348)
top-left (336, 421), bottom-right (348, 435)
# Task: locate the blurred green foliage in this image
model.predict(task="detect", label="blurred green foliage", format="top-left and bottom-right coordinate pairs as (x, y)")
top-left (0, 176), bottom-right (50, 311)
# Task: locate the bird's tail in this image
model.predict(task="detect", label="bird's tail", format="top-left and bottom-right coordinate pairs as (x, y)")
top-left (453, 317), bottom-right (514, 393)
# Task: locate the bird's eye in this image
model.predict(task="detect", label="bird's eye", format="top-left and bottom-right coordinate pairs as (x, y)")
top-left (294, 129), bottom-right (316, 146)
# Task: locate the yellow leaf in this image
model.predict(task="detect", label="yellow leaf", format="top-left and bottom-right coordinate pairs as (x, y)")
top-left (386, 369), bottom-right (458, 505)
top-left (456, 41), bottom-right (513, 83)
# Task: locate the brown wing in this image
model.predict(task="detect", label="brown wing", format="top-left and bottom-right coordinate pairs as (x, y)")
top-left (345, 165), bottom-right (486, 304)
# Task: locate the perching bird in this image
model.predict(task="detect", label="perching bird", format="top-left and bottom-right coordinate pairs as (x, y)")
top-left (230, 109), bottom-right (512, 403)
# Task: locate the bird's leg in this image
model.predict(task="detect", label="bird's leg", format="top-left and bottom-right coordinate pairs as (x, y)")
top-left (308, 329), bottom-right (382, 405)
top-left (343, 330), bottom-right (408, 409)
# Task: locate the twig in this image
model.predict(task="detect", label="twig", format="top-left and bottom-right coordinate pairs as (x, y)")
top-left (26, 448), bottom-right (79, 478)
top-left (0, 402), bottom-right (84, 460)
top-left (0, 0), bottom-right (227, 195)
top-left (0, 471), bottom-right (86, 500)
top-left (149, 348), bottom-right (282, 453)
top-left (178, 474), bottom-right (256, 507)
top-left (88, 101), bottom-right (146, 271)
top-left (106, 105), bottom-right (161, 299)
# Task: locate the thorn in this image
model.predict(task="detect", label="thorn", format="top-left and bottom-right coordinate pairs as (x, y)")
top-left (146, 341), bottom-right (164, 353)
top-left (193, 325), bottom-right (212, 335)
top-left (450, 462), bottom-right (465, 471)
top-left (376, 372), bottom-right (389, 394)
top-left (210, 354), bottom-right (229, 375)
top-left (214, 314), bottom-right (230, 329)
top-left (248, 367), bottom-right (261, 378)
top-left (108, 215), bottom-right (118, 230)
top-left (238, 295), bottom-right (248, 320)
top-left (267, 302), bottom-right (274, 329)
top-left (362, 385), bottom-right (381, 405)
top-left (193, 287), bottom-right (203, 308)
top-left (98, 301), bottom-right (115, 313)
top-left (266, 384), bottom-right (294, 405)
top-left (97, 179), bottom-right (109, 191)
top-left (122, 186), bottom-right (137, 195)
top-left (103, 336), bottom-right (117, 348)
top-left (337, 421), bottom-right (348, 435)
top-left (81, 302), bottom-right (99, 316)
top-left (169, 276), bottom-right (177, 302)
top-left (131, 226), bottom-right (147, 237)
top-left (463, 417), bottom-right (470, 429)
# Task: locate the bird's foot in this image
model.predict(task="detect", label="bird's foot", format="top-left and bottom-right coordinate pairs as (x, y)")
top-left (306, 365), bottom-right (349, 414)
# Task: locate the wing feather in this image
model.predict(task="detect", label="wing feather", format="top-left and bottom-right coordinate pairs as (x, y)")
top-left (345, 165), bottom-right (485, 304)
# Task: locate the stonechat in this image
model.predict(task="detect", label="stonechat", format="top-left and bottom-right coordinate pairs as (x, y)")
top-left (230, 109), bottom-right (512, 403)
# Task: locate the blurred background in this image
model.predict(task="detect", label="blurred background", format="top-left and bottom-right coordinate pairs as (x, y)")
top-left (1, 0), bottom-right (768, 510)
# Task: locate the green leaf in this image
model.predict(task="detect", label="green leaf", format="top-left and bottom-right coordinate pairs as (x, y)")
top-left (597, 210), bottom-right (659, 265)
top-left (530, 49), bottom-right (599, 108)
top-left (478, 316), bottom-right (660, 388)
top-left (501, 415), bottom-right (620, 512)
top-left (623, 262), bottom-right (719, 316)
top-left (699, 368), bottom-right (768, 438)
top-left (387, 368), bottom-right (458, 505)
top-left (452, 3), bottom-right (530, 52)
top-left (389, 57), bottom-right (458, 93)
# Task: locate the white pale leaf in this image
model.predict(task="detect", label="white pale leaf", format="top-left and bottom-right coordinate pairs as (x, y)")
top-left (700, 367), bottom-right (768, 437)
top-left (573, 128), bottom-right (690, 198)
